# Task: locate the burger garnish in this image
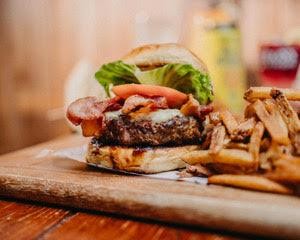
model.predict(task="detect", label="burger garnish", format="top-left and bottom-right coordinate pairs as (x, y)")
top-left (95, 60), bottom-right (213, 105)
top-left (67, 89), bottom-right (212, 144)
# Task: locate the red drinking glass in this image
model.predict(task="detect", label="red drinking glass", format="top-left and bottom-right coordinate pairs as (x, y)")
top-left (259, 43), bottom-right (300, 88)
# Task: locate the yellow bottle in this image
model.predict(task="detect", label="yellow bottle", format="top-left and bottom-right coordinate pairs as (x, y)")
top-left (187, 4), bottom-right (246, 113)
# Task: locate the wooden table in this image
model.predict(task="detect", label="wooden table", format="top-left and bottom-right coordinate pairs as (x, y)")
top-left (0, 198), bottom-right (245, 240)
top-left (1, 135), bottom-right (297, 240)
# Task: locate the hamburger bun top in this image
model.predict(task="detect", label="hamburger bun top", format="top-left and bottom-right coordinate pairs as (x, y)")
top-left (122, 43), bottom-right (208, 73)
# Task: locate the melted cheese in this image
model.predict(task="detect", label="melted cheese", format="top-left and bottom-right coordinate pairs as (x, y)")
top-left (147, 109), bottom-right (183, 123)
top-left (105, 109), bottom-right (183, 123)
top-left (105, 110), bottom-right (122, 120)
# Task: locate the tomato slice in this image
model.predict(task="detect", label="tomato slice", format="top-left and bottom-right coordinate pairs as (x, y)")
top-left (112, 84), bottom-right (188, 108)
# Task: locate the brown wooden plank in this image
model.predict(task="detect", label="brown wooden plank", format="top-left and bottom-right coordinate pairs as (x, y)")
top-left (43, 212), bottom-right (238, 240)
top-left (0, 199), bottom-right (71, 240)
top-left (0, 135), bottom-right (300, 239)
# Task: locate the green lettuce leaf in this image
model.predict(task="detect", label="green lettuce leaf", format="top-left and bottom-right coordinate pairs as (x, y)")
top-left (95, 60), bottom-right (213, 104)
top-left (94, 61), bottom-right (139, 95)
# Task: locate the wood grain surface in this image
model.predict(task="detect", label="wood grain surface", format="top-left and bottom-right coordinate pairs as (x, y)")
top-left (0, 199), bottom-right (240, 240)
top-left (0, 135), bottom-right (299, 239)
top-left (0, 199), bottom-right (70, 240)
top-left (43, 212), bottom-right (239, 240)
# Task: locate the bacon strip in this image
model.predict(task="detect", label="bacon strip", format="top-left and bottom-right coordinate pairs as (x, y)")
top-left (67, 96), bottom-right (122, 125)
top-left (66, 96), bottom-right (122, 136)
top-left (180, 94), bottom-right (213, 120)
top-left (121, 95), bottom-right (168, 114)
top-left (199, 105), bottom-right (213, 121)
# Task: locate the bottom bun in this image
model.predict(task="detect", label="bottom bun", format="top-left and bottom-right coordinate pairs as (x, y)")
top-left (86, 142), bottom-right (200, 173)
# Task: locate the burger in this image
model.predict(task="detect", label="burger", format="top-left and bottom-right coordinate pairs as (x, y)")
top-left (66, 43), bottom-right (213, 173)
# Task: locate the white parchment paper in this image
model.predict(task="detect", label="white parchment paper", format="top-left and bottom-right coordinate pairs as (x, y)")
top-left (36, 146), bottom-right (207, 185)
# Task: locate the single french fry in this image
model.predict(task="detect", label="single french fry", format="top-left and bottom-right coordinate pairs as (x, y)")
top-left (271, 89), bottom-right (300, 154)
top-left (249, 122), bottom-right (265, 169)
top-left (231, 117), bottom-right (256, 141)
top-left (244, 87), bottom-right (300, 102)
top-left (209, 125), bottom-right (226, 155)
top-left (214, 149), bottom-right (254, 166)
top-left (208, 174), bottom-right (292, 194)
top-left (209, 162), bottom-right (257, 174)
top-left (252, 100), bottom-right (290, 145)
top-left (244, 103), bottom-right (256, 119)
top-left (182, 149), bottom-right (253, 167)
top-left (220, 110), bottom-right (238, 135)
top-left (265, 99), bottom-right (291, 143)
top-left (269, 91), bottom-right (300, 132)
top-left (224, 142), bottom-right (248, 150)
top-left (200, 123), bottom-right (214, 150)
top-left (265, 155), bottom-right (300, 184)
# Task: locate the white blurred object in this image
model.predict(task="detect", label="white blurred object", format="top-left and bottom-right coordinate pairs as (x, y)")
top-left (46, 60), bottom-right (107, 131)
top-left (133, 0), bottom-right (184, 47)
top-left (134, 12), bottom-right (177, 44)
top-left (64, 60), bottom-right (107, 108)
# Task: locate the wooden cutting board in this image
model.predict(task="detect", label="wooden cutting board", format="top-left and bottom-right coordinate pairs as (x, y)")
top-left (0, 135), bottom-right (300, 239)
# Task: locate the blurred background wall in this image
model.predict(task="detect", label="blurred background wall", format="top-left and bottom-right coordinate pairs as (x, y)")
top-left (1, 0), bottom-right (300, 154)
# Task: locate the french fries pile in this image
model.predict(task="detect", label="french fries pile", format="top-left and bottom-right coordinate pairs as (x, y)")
top-left (181, 87), bottom-right (300, 195)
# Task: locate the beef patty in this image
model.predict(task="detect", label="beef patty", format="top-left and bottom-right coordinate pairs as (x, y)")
top-left (94, 114), bottom-right (202, 146)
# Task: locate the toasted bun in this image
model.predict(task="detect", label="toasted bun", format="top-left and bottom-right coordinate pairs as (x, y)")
top-left (122, 43), bottom-right (208, 73)
top-left (86, 142), bottom-right (201, 173)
